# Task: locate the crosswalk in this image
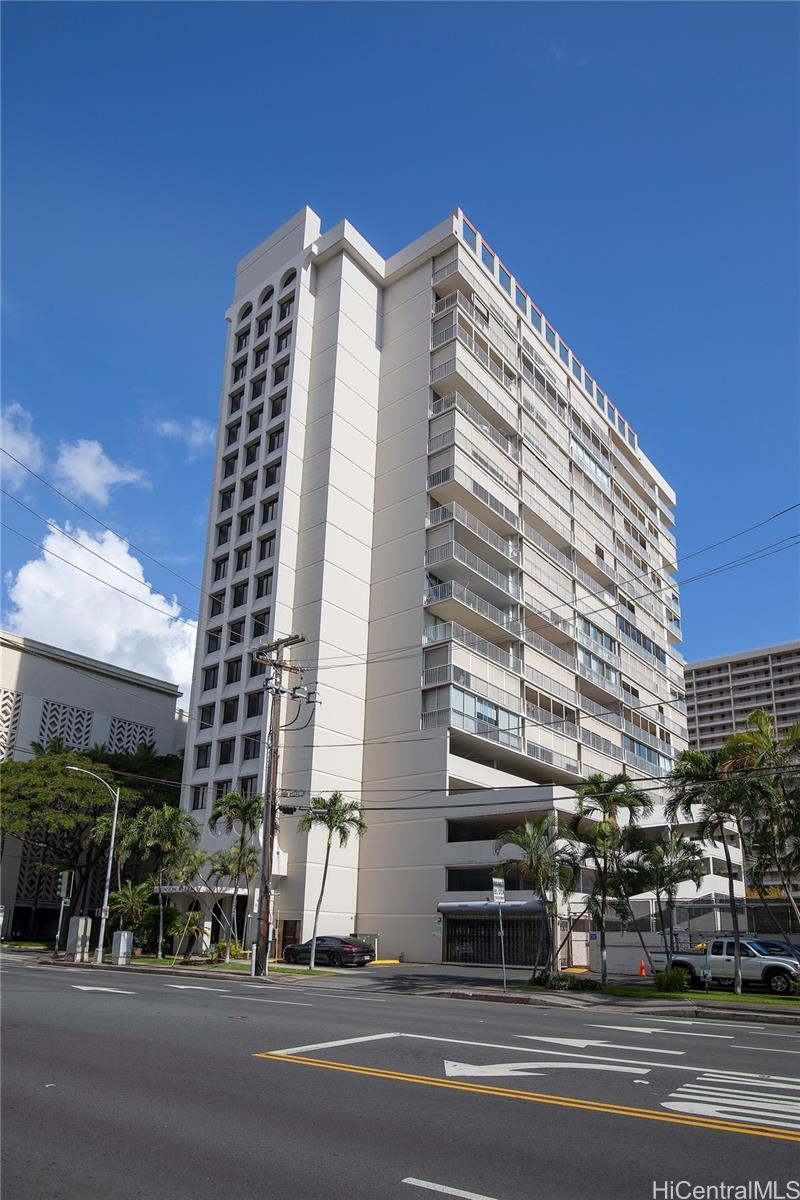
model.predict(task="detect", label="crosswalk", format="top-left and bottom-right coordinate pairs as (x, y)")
top-left (663, 1072), bottom-right (800, 1131)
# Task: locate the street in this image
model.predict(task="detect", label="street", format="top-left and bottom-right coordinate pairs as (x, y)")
top-left (2, 953), bottom-right (799, 1200)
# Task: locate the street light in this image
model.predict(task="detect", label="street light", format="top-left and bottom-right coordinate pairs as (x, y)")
top-left (65, 766), bottom-right (120, 965)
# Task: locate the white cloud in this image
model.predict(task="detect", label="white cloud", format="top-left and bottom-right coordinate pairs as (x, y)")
top-left (154, 417), bottom-right (215, 459)
top-left (0, 403), bottom-right (45, 490)
top-left (5, 524), bottom-right (197, 702)
top-left (54, 439), bottom-right (148, 506)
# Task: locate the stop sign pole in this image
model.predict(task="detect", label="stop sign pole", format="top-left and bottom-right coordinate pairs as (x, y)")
top-left (492, 876), bottom-right (507, 994)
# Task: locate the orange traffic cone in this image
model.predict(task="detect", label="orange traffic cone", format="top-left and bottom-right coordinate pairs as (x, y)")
top-left (639, 958), bottom-right (647, 977)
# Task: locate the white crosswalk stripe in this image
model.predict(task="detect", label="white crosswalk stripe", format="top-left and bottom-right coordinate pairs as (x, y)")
top-left (663, 1073), bottom-right (800, 1130)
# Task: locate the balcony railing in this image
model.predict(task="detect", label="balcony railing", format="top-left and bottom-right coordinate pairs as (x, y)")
top-left (526, 741), bottom-right (580, 775)
top-left (576, 662), bottom-right (621, 697)
top-left (523, 488), bottom-right (572, 542)
top-left (425, 581), bottom-right (521, 634)
top-left (426, 464), bottom-right (520, 530)
top-left (580, 726), bottom-right (621, 759)
top-left (427, 502), bottom-right (520, 562)
top-left (423, 620), bottom-right (523, 675)
top-left (432, 258), bottom-right (458, 284)
top-left (525, 559), bottom-right (574, 606)
top-left (525, 666), bottom-right (579, 707)
top-left (525, 628), bottom-right (576, 670)
top-left (423, 664), bottom-right (523, 716)
top-left (523, 523), bottom-right (573, 573)
top-left (425, 541), bottom-right (521, 600)
top-left (433, 291), bottom-right (518, 366)
top-left (526, 703), bottom-right (579, 740)
top-left (431, 391), bottom-right (519, 461)
top-left (422, 707), bottom-right (524, 751)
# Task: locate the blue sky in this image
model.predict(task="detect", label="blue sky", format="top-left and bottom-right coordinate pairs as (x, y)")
top-left (2, 1), bottom-right (798, 695)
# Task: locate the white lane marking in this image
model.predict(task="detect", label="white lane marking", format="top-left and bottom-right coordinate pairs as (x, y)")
top-left (661, 1100), bottom-right (800, 1131)
top-left (218, 995), bottom-right (312, 1008)
top-left (521, 1036), bottom-right (682, 1056)
top-left (71, 985), bottom-right (135, 994)
top-left (679, 1086), bottom-right (800, 1111)
top-left (241, 983), bottom-right (387, 1002)
top-left (443, 1060), bottom-right (649, 1078)
top-left (402, 1179), bottom-right (502, 1200)
top-left (749, 1031), bottom-right (800, 1040)
top-left (590, 1024), bottom-right (733, 1040)
top-left (272, 1032), bottom-right (401, 1056)
top-left (165, 985), bottom-right (231, 993)
top-left (734, 1045), bottom-right (800, 1055)
top-left (624, 1017), bottom-right (765, 1030)
top-left (662, 1072), bottom-right (800, 1131)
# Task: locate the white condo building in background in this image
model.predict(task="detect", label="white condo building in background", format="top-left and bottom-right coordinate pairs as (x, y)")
top-left (181, 206), bottom-right (741, 965)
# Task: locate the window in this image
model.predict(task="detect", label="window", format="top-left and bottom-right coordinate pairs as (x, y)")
top-left (558, 342), bottom-right (569, 366)
top-left (251, 377), bottom-right (266, 401)
top-left (243, 735), bottom-right (260, 760)
top-left (280, 269), bottom-right (296, 291)
top-left (252, 610), bottom-right (270, 638)
top-left (255, 571), bottom-right (273, 598)
top-left (596, 388), bottom-right (606, 413)
top-left (250, 657), bottom-right (267, 678)
top-left (239, 775), bottom-right (257, 796)
top-left (481, 243), bottom-right (495, 272)
top-left (276, 328), bottom-right (291, 353)
top-left (264, 462), bottom-right (280, 488)
top-left (278, 297), bottom-right (293, 322)
top-left (584, 373), bottom-right (594, 397)
top-left (213, 557), bottom-right (228, 581)
top-left (226, 422), bottom-right (240, 446)
top-left (246, 691), bottom-right (264, 719)
top-left (225, 658), bottom-right (242, 686)
top-left (202, 665), bottom-right (218, 691)
top-left (248, 407), bottom-right (262, 434)
top-left (198, 704), bottom-right (214, 729)
top-left (233, 360), bottom-right (246, 383)
top-left (499, 264), bottom-right (511, 293)
top-left (515, 287), bottom-right (526, 313)
top-left (258, 286), bottom-right (273, 309)
top-left (572, 359), bottom-right (582, 383)
top-left (219, 488), bottom-right (233, 512)
top-left (195, 743), bottom-right (211, 769)
top-left (191, 785), bottom-right (206, 811)
top-left (259, 535), bottom-right (275, 561)
top-left (262, 496), bottom-right (278, 524)
top-left (545, 325), bottom-right (556, 349)
top-left (256, 314), bottom-right (271, 338)
top-left (218, 739), bottom-right (235, 765)
top-left (229, 390), bottom-right (243, 414)
top-left (236, 330), bottom-right (249, 353)
top-left (209, 591), bottom-right (224, 617)
top-left (237, 302), bottom-right (252, 324)
top-left (215, 779), bottom-right (232, 801)
top-left (241, 475), bottom-right (256, 502)
top-left (232, 582), bottom-right (248, 608)
top-left (238, 509), bottom-right (254, 536)
top-left (216, 523), bottom-right (231, 547)
top-left (206, 629), bottom-right (221, 654)
top-left (270, 393), bottom-right (286, 420)
top-left (244, 440), bottom-right (259, 467)
top-left (462, 221), bottom-right (477, 251)
top-left (268, 428), bottom-right (283, 454)
top-left (228, 618), bottom-right (245, 647)
top-left (529, 305), bottom-right (542, 333)
top-left (221, 697), bottom-right (239, 724)
top-left (223, 454), bottom-right (237, 479)
top-left (273, 361), bottom-right (288, 386)
top-left (235, 545), bottom-right (251, 572)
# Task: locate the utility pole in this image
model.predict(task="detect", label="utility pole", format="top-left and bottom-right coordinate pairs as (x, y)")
top-left (250, 632), bottom-right (305, 977)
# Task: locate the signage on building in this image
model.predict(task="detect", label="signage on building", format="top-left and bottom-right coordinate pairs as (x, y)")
top-left (492, 877), bottom-right (505, 904)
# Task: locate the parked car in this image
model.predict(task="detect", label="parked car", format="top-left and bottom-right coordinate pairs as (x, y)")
top-left (283, 935), bottom-right (375, 968)
top-left (652, 937), bottom-right (800, 995)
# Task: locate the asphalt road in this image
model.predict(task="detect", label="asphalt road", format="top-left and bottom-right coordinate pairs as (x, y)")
top-left (3, 953), bottom-right (799, 1200)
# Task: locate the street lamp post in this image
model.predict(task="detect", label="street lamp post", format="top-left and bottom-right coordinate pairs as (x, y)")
top-left (66, 766), bottom-right (120, 965)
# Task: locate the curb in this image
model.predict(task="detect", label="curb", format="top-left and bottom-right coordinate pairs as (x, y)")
top-left (436, 988), bottom-right (800, 1024)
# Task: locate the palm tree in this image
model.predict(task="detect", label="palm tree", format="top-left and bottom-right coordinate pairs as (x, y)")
top-left (167, 907), bottom-right (206, 960)
top-left (638, 829), bottom-right (704, 968)
top-left (572, 773), bottom-right (653, 986)
top-left (298, 792), bottom-right (367, 970)
top-left (133, 804), bottom-right (199, 959)
top-left (207, 843), bottom-right (260, 953)
top-left (666, 749), bottom-right (747, 993)
top-left (723, 710), bottom-right (800, 927)
top-left (208, 790), bottom-right (263, 961)
top-left (108, 879), bottom-right (154, 930)
top-left (494, 815), bottom-right (578, 980)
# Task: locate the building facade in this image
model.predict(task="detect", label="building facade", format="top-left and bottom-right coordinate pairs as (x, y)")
top-left (0, 631), bottom-right (186, 937)
top-left (685, 642), bottom-right (800, 752)
top-left (181, 206), bottom-right (740, 964)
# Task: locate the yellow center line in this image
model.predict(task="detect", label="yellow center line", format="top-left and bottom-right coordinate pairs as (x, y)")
top-left (253, 1052), bottom-right (800, 1144)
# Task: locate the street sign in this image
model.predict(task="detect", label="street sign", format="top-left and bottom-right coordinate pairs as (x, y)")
top-left (492, 877), bottom-right (505, 903)
top-left (99, 906), bottom-right (110, 920)
top-left (699, 967), bottom-right (712, 983)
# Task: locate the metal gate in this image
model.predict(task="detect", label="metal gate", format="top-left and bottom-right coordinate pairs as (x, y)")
top-left (443, 912), bottom-right (549, 967)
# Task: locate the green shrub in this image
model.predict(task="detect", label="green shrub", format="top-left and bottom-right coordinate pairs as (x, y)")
top-left (543, 970), bottom-right (600, 991)
top-left (654, 967), bottom-right (690, 992)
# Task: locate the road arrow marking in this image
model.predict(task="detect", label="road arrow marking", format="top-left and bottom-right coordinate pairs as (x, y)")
top-left (521, 1036), bottom-right (682, 1056)
top-left (165, 985), bottom-right (230, 992)
top-left (71, 985), bottom-right (135, 994)
top-left (590, 1024), bottom-right (733, 1040)
top-left (443, 1060), bottom-right (649, 1078)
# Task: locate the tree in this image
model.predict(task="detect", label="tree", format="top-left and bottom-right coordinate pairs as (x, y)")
top-left (207, 843), bottom-right (259, 951)
top-left (132, 804), bottom-right (199, 959)
top-left (107, 879), bottom-right (155, 935)
top-left (167, 908), bottom-right (206, 960)
top-left (637, 828), bottom-right (704, 968)
top-left (572, 773), bottom-right (654, 986)
top-left (666, 749), bottom-right (747, 993)
top-left (494, 815), bottom-right (578, 980)
top-left (298, 792), bottom-right (367, 970)
top-left (208, 790), bottom-right (263, 961)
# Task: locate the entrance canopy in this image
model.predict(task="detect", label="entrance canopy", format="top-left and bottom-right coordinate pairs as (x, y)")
top-left (437, 900), bottom-right (544, 914)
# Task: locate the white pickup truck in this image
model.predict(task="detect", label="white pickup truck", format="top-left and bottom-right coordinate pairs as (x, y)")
top-left (652, 937), bottom-right (800, 996)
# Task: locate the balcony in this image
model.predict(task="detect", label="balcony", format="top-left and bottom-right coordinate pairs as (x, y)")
top-left (522, 487), bottom-right (572, 543)
top-left (525, 628), bottom-right (576, 671)
top-left (526, 741), bottom-right (581, 776)
top-left (576, 662), bottom-right (621, 698)
top-left (422, 707), bottom-right (524, 752)
top-left (425, 540), bottom-right (521, 603)
top-left (581, 726), bottom-right (622, 759)
top-left (423, 664), bottom-right (523, 716)
top-left (431, 391), bottom-right (519, 462)
top-left (425, 580), bottom-right (522, 636)
top-left (423, 620), bottom-right (523, 675)
top-left (427, 463), bottom-right (519, 532)
top-left (525, 559), bottom-right (574, 606)
top-left (428, 425), bottom-right (520, 497)
top-left (432, 291), bottom-right (518, 367)
top-left (525, 666), bottom-right (579, 707)
top-left (523, 522), bottom-right (573, 573)
top-left (526, 702), bottom-right (579, 740)
top-left (427, 502), bottom-right (520, 564)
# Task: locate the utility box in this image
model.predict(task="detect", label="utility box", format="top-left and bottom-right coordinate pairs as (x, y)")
top-left (66, 917), bottom-right (93, 962)
top-left (111, 930), bottom-right (133, 966)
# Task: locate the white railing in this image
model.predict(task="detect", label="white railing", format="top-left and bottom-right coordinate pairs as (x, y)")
top-left (522, 523), bottom-right (573, 572)
top-left (523, 488), bottom-right (572, 542)
top-left (426, 464), bottom-right (520, 529)
top-left (423, 621), bottom-right (523, 675)
top-left (526, 741), bottom-right (580, 775)
top-left (423, 664), bottom-right (522, 716)
top-left (526, 703), bottom-right (579, 740)
top-left (431, 391), bottom-right (519, 461)
top-left (525, 559), bottom-right (574, 605)
top-left (525, 628), bottom-right (576, 670)
top-left (425, 541), bottom-right (521, 599)
top-left (525, 666), bottom-right (579, 707)
top-left (427, 503), bottom-right (520, 562)
top-left (425, 581), bottom-right (521, 633)
top-left (576, 662), bottom-right (621, 697)
top-left (432, 259), bottom-right (458, 283)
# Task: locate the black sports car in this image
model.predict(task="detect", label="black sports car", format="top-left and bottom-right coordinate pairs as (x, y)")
top-left (283, 936), bottom-right (375, 967)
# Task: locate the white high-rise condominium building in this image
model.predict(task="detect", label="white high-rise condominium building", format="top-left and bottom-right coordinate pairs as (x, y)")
top-left (685, 642), bottom-right (800, 753)
top-left (181, 205), bottom-right (732, 965)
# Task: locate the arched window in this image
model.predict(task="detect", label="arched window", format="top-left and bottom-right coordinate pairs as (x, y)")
top-left (279, 269), bottom-right (296, 291)
top-left (237, 303), bottom-right (252, 324)
top-left (258, 286), bottom-right (273, 308)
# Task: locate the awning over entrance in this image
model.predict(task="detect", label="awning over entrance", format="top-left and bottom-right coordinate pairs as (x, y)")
top-left (437, 900), bottom-right (544, 914)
